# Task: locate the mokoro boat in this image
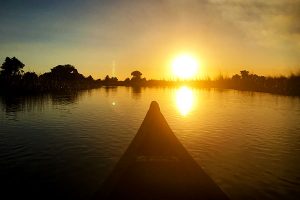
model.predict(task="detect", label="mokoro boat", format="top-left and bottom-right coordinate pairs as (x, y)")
top-left (94, 101), bottom-right (229, 200)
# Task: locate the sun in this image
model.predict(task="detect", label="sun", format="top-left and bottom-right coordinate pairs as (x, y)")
top-left (172, 54), bottom-right (198, 79)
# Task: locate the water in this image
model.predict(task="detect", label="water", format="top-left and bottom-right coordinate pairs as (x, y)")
top-left (0, 87), bottom-right (300, 199)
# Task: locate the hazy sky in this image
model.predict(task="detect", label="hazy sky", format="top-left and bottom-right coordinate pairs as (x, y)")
top-left (0, 0), bottom-right (299, 79)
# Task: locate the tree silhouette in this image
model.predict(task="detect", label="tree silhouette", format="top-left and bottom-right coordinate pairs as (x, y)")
top-left (87, 75), bottom-right (94, 81)
top-left (23, 72), bottom-right (38, 81)
top-left (51, 65), bottom-right (78, 76)
top-left (103, 75), bottom-right (118, 85)
top-left (0, 57), bottom-right (25, 76)
top-left (22, 72), bottom-right (38, 91)
top-left (240, 70), bottom-right (249, 79)
top-left (232, 74), bottom-right (241, 80)
top-left (131, 70), bottom-right (142, 80)
top-left (124, 77), bottom-right (130, 85)
top-left (49, 64), bottom-right (81, 84)
top-left (111, 77), bottom-right (118, 82)
top-left (104, 75), bottom-right (110, 82)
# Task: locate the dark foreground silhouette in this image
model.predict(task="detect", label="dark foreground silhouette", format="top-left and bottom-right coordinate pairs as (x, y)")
top-left (94, 101), bottom-right (229, 200)
top-left (1, 57), bottom-right (299, 96)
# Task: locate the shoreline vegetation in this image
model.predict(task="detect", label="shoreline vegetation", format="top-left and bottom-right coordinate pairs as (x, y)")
top-left (1, 57), bottom-right (299, 96)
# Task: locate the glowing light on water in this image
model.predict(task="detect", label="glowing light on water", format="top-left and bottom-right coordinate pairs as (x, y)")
top-left (175, 86), bottom-right (195, 116)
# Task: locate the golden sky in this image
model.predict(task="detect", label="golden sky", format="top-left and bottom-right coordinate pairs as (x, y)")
top-left (0, 0), bottom-right (299, 79)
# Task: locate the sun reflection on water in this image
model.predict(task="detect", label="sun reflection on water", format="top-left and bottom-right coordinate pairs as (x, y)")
top-left (175, 86), bottom-right (195, 116)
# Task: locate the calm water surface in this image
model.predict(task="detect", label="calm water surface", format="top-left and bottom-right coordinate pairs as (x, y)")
top-left (1, 87), bottom-right (300, 199)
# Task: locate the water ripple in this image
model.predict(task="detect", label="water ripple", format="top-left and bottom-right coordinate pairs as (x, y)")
top-left (0, 88), bottom-right (300, 199)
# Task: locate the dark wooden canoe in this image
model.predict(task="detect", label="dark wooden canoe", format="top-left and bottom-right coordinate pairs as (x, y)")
top-left (94, 101), bottom-right (229, 200)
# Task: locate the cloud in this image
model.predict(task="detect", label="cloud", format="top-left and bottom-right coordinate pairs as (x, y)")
top-left (207, 0), bottom-right (300, 34)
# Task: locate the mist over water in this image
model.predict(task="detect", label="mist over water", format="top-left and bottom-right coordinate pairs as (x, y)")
top-left (1, 87), bottom-right (300, 199)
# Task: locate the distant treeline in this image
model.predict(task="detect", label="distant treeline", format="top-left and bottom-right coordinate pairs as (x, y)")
top-left (0, 57), bottom-right (101, 93)
top-left (207, 70), bottom-right (300, 96)
top-left (77, 66), bottom-right (300, 96)
top-left (1, 57), bottom-right (299, 96)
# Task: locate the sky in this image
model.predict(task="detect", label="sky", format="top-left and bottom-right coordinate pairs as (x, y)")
top-left (0, 0), bottom-right (299, 79)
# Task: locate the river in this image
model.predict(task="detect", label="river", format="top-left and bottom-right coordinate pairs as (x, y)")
top-left (1, 87), bottom-right (300, 199)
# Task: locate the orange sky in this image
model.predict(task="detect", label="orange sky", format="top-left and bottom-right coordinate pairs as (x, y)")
top-left (0, 0), bottom-right (299, 79)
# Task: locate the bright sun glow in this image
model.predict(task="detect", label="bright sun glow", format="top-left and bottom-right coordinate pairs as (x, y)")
top-left (175, 86), bottom-right (195, 116)
top-left (172, 55), bottom-right (198, 79)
